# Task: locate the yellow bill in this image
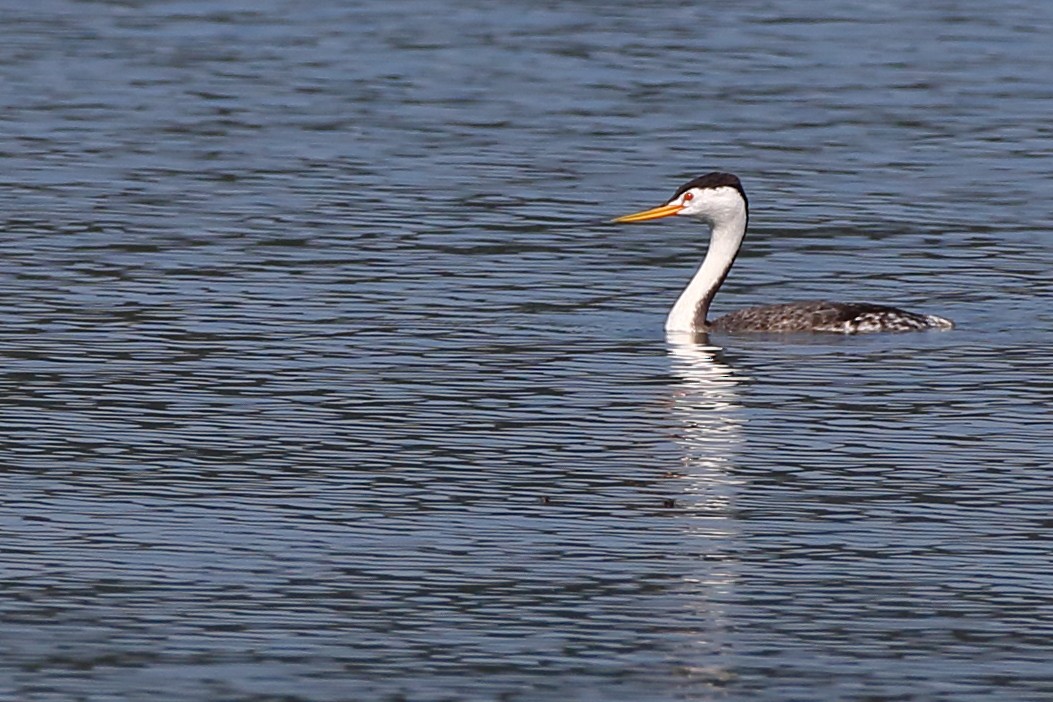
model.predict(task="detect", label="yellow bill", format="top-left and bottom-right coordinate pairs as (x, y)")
top-left (611, 202), bottom-right (683, 223)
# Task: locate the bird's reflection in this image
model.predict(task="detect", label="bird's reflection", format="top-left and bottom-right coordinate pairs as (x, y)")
top-left (665, 331), bottom-right (746, 512)
top-left (663, 332), bottom-right (746, 688)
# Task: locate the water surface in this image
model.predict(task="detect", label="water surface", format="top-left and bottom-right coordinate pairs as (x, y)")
top-left (2, 1), bottom-right (1053, 700)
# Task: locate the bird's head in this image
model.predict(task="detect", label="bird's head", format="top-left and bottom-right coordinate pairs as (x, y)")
top-left (612, 172), bottom-right (748, 226)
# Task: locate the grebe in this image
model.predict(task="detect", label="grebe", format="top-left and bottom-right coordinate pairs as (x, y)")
top-left (613, 172), bottom-right (954, 334)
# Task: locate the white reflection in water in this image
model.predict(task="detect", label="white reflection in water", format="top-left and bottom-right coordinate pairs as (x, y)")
top-left (665, 332), bottom-right (746, 512)
top-left (662, 333), bottom-right (748, 684)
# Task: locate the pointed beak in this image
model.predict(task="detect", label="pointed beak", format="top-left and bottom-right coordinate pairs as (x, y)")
top-left (611, 202), bottom-right (684, 223)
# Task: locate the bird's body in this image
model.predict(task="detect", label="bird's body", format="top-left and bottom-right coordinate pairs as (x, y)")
top-left (613, 172), bottom-right (953, 334)
top-left (710, 301), bottom-right (953, 334)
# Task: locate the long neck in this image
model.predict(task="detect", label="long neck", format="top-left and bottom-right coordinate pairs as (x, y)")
top-left (665, 208), bottom-right (748, 333)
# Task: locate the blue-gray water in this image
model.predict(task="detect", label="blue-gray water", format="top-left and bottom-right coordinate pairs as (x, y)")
top-left (2, 1), bottom-right (1052, 700)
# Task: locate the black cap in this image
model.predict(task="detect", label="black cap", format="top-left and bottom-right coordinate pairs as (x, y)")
top-left (669, 172), bottom-right (747, 211)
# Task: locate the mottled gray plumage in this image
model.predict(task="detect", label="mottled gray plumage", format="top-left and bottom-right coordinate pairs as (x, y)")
top-left (710, 301), bottom-right (954, 334)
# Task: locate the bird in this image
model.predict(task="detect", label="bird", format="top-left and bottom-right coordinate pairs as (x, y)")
top-left (612, 172), bottom-right (954, 334)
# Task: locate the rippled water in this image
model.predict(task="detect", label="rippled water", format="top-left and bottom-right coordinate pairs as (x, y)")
top-left (2, 1), bottom-right (1053, 700)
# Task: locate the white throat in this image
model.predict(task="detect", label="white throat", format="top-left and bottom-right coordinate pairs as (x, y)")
top-left (665, 205), bottom-right (748, 333)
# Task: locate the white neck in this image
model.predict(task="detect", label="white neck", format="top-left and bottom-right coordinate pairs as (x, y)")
top-left (664, 207), bottom-right (748, 333)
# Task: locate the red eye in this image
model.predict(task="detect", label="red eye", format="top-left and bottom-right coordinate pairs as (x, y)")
top-left (683, 192), bottom-right (694, 201)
